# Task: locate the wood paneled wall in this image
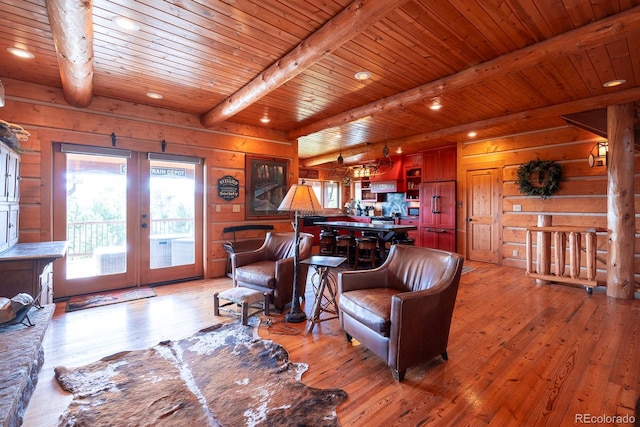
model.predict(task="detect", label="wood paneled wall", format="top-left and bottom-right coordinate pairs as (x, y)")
top-left (458, 126), bottom-right (640, 285)
top-left (4, 79), bottom-right (299, 279)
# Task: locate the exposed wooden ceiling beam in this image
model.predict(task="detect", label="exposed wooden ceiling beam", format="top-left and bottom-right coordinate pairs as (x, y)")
top-left (302, 89), bottom-right (640, 167)
top-left (289, 6), bottom-right (640, 141)
top-left (45, 0), bottom-right (94, 108)
top-left (200, 0), bottom-right (409, 128)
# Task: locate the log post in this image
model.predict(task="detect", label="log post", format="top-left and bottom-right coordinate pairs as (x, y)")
top-left (606, 103), bottom-right (635, 299)
top-left (536, 214), bottom-right (552, 284)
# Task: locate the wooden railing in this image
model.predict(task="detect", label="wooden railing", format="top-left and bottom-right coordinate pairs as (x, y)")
top-left (525, 217), bottom-right (605, 293)
top-left (67, 218), bottom-right (193, 257)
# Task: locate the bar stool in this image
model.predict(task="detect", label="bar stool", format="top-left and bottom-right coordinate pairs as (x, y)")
top-left (392, 233), bottom-right (415, 246)
top-left (319, 230), bottom-right (336, 255)
top-left (335, 234), bottom-right (354, 265)
top-left (355, 236), bottom-right (377, 269)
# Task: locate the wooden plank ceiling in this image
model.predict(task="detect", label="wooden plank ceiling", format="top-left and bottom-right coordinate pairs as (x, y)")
top-left (0, 0), bottom-right (638, 167)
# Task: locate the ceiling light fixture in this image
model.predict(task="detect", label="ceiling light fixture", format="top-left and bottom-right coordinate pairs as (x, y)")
top-left (260, 116), bottom-right (270, 124)
top-left (354, 71), bottom-right (371, 81)
top-left (603, 79), bottom-right (626, 88)
top-left (113, 16), bottom-right (140, 31)
top-left (468, 131), bottom-right (477, 138)
top-left (429, 97), bottom-right (442, 110)
top-left (7, 47), bottom-right (35, 59)
top-left (146, 92), bottom-right (163, 100)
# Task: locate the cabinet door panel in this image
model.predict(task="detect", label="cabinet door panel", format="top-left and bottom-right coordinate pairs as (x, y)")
top-left (439, 146), bottom-right (457, 181)
top-left (437, 181), bottom-right (456, 229)
top-left (422, 150), bottom-right (439, 182)
top-left (420, 182), bottom-right (456, 228)
top-left (0, 205), bottom-right (8, 253)
top-left (420, 183), bottom-right (437, 227)
top-left (8, 205), bottom-right (19, 247)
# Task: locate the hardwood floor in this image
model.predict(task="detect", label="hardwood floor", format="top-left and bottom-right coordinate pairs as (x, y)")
top-left (23, 261), bottom-right (639, 426)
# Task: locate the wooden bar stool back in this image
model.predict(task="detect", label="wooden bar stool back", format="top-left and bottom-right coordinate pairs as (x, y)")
top-left (355, 236), bottom-right (377, 269)
top-left (319, 230), bottom-right (337, 255)
top-left (335, 234), bottom-right (354, 265)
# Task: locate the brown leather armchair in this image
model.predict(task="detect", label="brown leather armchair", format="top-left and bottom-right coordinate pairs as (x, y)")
top-left (232, 232), bottom-right (314, 312)
top-left (338, 244), bottom-right (464, 381)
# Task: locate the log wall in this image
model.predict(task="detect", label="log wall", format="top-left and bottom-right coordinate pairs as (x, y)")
top-left (458, 126), bottom-right (640, 286)
top-left (4, 79), bottom-right (298, 278)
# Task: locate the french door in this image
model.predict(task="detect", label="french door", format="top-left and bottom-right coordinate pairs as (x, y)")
top-left (53, 144), bottom-right (203, 298)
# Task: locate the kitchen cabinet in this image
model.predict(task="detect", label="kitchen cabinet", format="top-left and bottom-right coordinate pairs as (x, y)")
top-left (0, 142), bottom-right (20, 253)
top-left (420, 227), bottom-right (455, 252)
top-left (405, 166), bottom-right (421, 201)
top-left (360, 177), bottom-right (376, 202)
top-left (420, 181), bottom-right (456, 251)
top-left (403, 153), bottom-right (422, 168)
top-left (420, 182), bottom-right (456, 229)
top-left (422, 146), bottom-right (456, 182)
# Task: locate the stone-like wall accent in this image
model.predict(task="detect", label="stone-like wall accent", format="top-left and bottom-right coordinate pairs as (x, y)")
top-left (0, 305), bottom-right (54, 427)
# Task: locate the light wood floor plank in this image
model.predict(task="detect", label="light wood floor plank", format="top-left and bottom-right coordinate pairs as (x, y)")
top-left (22, 261), bottom-right (639, 426)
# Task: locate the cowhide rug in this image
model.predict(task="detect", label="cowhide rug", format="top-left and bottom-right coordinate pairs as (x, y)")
top-left (54, 321), bottom-right (347, 426)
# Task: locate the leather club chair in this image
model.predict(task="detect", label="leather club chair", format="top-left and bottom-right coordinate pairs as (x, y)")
top-left (231, 232), bottom-right (314, 312)
top-left (338, 244), bottom-right (464, 381)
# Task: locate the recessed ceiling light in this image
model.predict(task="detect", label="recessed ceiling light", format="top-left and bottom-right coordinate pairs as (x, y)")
top-left (113, 16), bottom-right (140, 31)
top-left (260, 117), bottom-right (270, 124)
top-left (146, 92), bottom-right (163, 100)
top-left (429, 97), bottom-right (442, 110)
top-left (468, 131), bottom-right (477, 138)
top-left (603, 79), bottom-right (626, 88)
top-left (354, 71), bottom-right (371, 81)
top-left (7, 47), bottom-right (35, 59)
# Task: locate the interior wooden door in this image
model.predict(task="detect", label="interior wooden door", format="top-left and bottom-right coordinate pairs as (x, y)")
top-left (466, 168), bottom-right (501, 263)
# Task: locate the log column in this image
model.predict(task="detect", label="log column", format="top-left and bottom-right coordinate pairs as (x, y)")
top-left (606, 103), bottom-right (635, 299)
top-left (536, 214), bottom-right (552, 284)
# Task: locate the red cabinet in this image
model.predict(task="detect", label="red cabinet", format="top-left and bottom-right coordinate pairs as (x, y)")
top-left (404, 157), bottom-right (422, 202)
top-left (420, 227), bottom-right (455, 252)
top-left (422, 146), bottom-right (456, 182)
top-left (420, 182), bottom-right (456, 229)
top-left (420, 181), bottom-right (456, 251)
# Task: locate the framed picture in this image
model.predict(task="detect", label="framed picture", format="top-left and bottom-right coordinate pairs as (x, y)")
top-left (245, 156), bottom-right (290, 219)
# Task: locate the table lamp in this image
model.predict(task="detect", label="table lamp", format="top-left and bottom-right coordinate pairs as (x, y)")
top-left (277, 182), bottom-right (322, 322)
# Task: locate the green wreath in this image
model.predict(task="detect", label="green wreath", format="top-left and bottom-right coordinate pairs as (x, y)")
top-left (517, 158), bottom-right (563, 199)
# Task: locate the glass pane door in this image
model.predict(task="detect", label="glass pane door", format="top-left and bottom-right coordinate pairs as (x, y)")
top-left (148, 159), bottom-right (195, 269)
top-left (66, 153), bottom-right (128, 279)
top-left (54, 146), bottom-right (203, 298)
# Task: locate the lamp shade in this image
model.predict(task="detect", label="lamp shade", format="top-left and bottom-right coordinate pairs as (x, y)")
top-left (277, 184), bottom-right (322, 213)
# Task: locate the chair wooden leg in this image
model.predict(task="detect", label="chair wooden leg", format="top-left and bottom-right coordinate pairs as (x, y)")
top-left (263, 292), bottom-right (270, 316)
top-left (241, 302), bottom-right (249, 325)
top-left (213, 292), bottom-right (220, 316)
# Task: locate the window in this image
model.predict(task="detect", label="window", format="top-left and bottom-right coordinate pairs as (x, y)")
top-left (300, 179), bottom-right (340, 209)
top-left (324, 181), bottom-right (339, 209)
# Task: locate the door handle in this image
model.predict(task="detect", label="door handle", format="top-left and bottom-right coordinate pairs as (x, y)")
top-left (141, 223), bottom-right (148, 228)
top-left (468, 218), bottom-right (473, 222)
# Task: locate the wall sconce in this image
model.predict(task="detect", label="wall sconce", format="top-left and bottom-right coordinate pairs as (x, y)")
top-left (588, 141), bottom-right (608, 168)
